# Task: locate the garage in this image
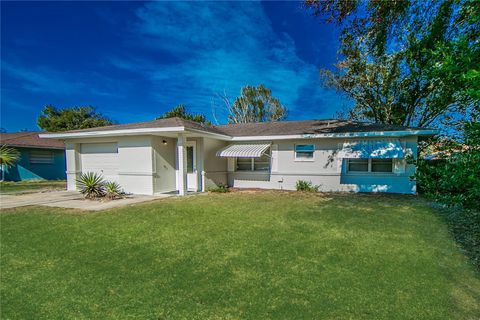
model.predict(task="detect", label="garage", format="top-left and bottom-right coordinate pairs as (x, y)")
top-left (80, 143), bottom-right (119, 182)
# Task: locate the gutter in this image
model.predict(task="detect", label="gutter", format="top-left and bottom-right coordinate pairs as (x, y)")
top-left (40, 127), bottom-right (438, 141)
top-left (230, 129), bottom-right (439, 141)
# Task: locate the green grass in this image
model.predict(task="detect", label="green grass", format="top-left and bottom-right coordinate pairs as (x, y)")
top-left (1, 192), bottom-right (479, 319)
top-left (0, 180), bottom-right (66, 194)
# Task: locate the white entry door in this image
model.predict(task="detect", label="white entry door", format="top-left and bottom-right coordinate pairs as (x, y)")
top-left (186, 141), bottom-right (197, 191)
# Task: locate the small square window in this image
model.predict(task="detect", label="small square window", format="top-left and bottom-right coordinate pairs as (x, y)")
top-left (295, 144), bottom-right (314, 160)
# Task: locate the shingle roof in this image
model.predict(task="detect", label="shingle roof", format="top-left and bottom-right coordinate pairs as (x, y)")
top-left (59, 117), bottom-right (227, 136)
top-left (41, 117), bottom-right (435, 138)
top-left (0, 132), bottom-right (64, 149)
top-left (214, 119), bottom-right (430, 136)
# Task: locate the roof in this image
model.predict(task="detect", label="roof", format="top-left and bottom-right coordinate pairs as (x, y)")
top-left (39, 117), bottom-right (437, 140)
top-left (58, 117), bottom-right (226, 136)
top-left (214, 119), bottom-right (430, 137)
top-left (0, 132), bottom-right (64, 149)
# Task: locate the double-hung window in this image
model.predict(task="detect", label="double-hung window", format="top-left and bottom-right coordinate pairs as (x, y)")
top-left (347, 158), bottom-right (393, 173)
top-left (236, 152), bottom-right (270, 172)
top-left (295, 144), bottom-right (314, 161)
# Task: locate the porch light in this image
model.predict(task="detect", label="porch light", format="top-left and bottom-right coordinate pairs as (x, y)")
top-left (162, 140), bottom-right (167, 145)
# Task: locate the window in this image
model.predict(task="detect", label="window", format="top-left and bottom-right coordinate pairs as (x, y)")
top-left (254, 154), bottom-right (270, 171)
top-left (236, 157), bottom-right (252, 171)
top-left (347, 158), bottom-right (393, 173)
top-left (186, 146), bottom-right (194, 173)
top-left (236, 153), bottom-right (271, 172)
top-left (348, 159), bottom-right (368, 172)
top-left (29, 150), bottom-right (54, 164)
top-left (371, 159), bottom-right (393, 172)
top-left (295, 144), bottom-right (314, 160)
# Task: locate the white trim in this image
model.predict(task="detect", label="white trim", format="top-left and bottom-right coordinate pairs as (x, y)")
top-left (230, 130), bottom-right (438, 141)
top-left (185, 128), bottom-right (232, 140)
top-left (40, 128), bottom-right (438, 140)
top-left (39, 126), bottom-right (185, 139)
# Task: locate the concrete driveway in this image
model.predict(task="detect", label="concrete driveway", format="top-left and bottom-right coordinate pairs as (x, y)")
top-left (0, 191), bottom-right (172, 211)
top-left (0, 191), bottom-right (83, 209)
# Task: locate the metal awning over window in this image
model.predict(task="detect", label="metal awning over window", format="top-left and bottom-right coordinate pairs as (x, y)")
top-left (216, 144), bottom-right (271, 158)
top-left (337, 139), bottom-right (405, 159)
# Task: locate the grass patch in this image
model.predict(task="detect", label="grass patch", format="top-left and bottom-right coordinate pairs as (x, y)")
top-left (1, 192), bottom-right (479, 319)
top-left (436, 206), bottom-right (480, 270)
top-left (0, 180), bottom-right (66, 194)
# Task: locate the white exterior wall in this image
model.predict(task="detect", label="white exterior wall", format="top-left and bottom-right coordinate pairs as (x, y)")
top-left (227, 136), bottom-right (418, 194)
top-left (65, 142), bottom-right (81, 191)
top-left (202, 138), bottom-right (228, 189)
top-left (65, 136), bottom-right (156, 195)
top-left (152, 137), bottom-right (176, 193)
top-left (117, 136), bottom-right (155, 195)
top-left (63, 134), bottom-right (420, 195)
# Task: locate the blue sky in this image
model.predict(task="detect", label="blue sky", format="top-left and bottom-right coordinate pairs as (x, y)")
top-left (1, 1), bottom-right (350, 132)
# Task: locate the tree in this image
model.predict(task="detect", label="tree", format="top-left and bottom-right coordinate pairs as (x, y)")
top-left (227, 85), bottom-right (287, 124)
top-left (156, 105), bottom-right (210, 124)
top-left (305, 0), bottom-right (479, 130)
top-left (0, 145), bottom-right (20, 181)
top-left (37, 105), bottom-right (113, 132)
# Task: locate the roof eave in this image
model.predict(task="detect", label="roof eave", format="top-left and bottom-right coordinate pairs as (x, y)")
top-left (1, 144), bottom-right (64, 150)
top-left (39, 126), bottom-right (186, 139)
top-left (230, 129), bottom-right (439, 141)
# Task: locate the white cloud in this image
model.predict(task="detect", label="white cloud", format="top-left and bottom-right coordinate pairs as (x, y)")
top-left (110, 1), bottom-right (346, 121)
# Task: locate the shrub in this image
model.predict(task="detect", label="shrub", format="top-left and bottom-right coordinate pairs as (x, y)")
top-left (415, 150), bottom-right (480, 210)
top-left (296, 180), bottom-right (320, 192)
top-left (104, 181), bottom-right (123, 200)
top-left (76, 172), bottom-right (105, 199)
top-left (208, 184), bottom-right (229, 193)
top-left (413, 119), bottom-right (480, 269)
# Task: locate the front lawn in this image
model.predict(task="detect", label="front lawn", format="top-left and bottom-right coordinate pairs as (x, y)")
top-left (1, 192), bottom-right (479, 319)
top-left (0, 180), bottom-right (66, 194)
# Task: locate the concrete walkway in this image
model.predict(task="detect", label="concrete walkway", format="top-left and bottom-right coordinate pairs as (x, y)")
top-left (0, 191), bottom-right (172, 211)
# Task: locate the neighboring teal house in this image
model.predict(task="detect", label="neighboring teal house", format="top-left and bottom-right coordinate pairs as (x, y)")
top-left (0, 132), bottom-right (65, 181)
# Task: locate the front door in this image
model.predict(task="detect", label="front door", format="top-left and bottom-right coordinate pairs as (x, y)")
top-left (186, 141), bottom-right (197, 191)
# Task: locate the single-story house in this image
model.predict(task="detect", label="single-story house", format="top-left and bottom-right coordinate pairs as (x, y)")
top-left (0, 132), bottom-right (66, 181)
top-left (40, 118), bottom-right (437, 195)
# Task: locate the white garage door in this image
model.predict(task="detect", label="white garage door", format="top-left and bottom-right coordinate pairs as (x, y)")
top-left (81, 143), bottom-right (119, 182)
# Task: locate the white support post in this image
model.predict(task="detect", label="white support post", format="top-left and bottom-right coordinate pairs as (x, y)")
top-left (176, 134), bottom-right (187, 196)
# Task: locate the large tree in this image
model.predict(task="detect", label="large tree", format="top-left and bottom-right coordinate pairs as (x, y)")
top-left (156, 105), bottom-right (210, 124)
top-left (305, 0), bottom-right (479, 129)
top-left (37, 105), bottom-right (113, 132)
top-left (227, 84), bottom-right (287, 124)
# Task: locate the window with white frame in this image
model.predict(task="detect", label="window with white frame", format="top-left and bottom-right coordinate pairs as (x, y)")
top-left (236, 153), bottom-right (270, 172)
top-left (29, 150), bottom-right (54, 164)
top-left (347, 158), bottom-right (393, 173)
top-left (295, 144), bottom-right (314, 160)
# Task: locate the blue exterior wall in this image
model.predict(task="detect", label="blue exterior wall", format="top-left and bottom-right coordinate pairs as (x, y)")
top-left (2, 147), bottom-right (66, 181)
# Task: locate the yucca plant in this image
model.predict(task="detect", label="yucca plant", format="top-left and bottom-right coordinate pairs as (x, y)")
top-left (0, 145), bottom-right (20, 181)
top-left (104, 181), bottom-right (123, 200)
top-left (76, 172), bottom-right (105, 199)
